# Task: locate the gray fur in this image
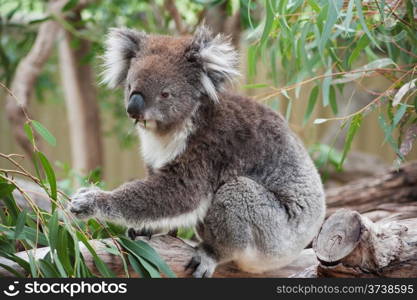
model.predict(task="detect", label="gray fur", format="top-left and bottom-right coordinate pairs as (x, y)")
top-left (70, 26), bottom-right (326, 277)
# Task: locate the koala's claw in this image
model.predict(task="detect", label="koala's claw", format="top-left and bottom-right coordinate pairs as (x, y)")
top-left (185, 247), bottom-right (217, 278)
top-left (127, 228), bottom-right (138, 240)
top-left (168, 228), bottom-right (178, 237)
top-left (127, 228), bottom-right (153, 240)
top-left (68, 187), bottom-right (100, 219)
top-left (184, 255), bottom-right (201, 273)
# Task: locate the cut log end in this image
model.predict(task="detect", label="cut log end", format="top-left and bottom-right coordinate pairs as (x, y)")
top-left (313, 209), bottom-right (363, 264)
top-left (314, 209), bottom-right (417, 277)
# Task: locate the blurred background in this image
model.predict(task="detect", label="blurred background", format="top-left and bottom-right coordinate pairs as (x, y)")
top-left (1, 0), bottom-right (416, 190)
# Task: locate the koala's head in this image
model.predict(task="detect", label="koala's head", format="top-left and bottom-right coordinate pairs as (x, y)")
top-left (101, 26), bottom-right (239, 131)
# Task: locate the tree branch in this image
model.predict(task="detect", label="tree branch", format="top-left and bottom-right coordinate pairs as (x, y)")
top-left (4, 0), bottom-right (98, 157)
top-left (0, 235), bottom-right (318, 278)
top-left (164, 0), bottom-right (186, 34)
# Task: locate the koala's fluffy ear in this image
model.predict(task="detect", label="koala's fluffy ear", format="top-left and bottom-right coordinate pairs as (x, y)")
top-left (187, 26), bottom-right (239, 102)
top-left (101, 28), bottom-right (147, 88)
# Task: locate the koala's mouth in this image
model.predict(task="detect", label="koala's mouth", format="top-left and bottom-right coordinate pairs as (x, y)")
top-left (134, 118), bottom-right (147, 128)
top-left (134, 119), bottom-right (156, 130)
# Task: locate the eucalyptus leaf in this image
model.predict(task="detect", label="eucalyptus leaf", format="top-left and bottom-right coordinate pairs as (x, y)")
top-left (393, 79), bottom-right (417, 106)
top-left (339, 114), bottom-right (362, 169)
top-left (31, 120), bottom-right (56, 147)
top-left (332, 58), bottom-right (396, 84)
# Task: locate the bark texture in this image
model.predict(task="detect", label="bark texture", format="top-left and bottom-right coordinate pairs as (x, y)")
top-left (313, 209), bottom-right (417, 277)
top-left (4, 0), bottom-right (99, 163)
top-left (58, 20), bottom-right (103, 174)
top-left (5, 19), bottom-right (60, 157)
top-left (326, 161), bottom-right (417, 221)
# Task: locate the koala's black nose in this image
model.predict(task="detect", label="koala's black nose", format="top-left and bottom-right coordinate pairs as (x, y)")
top-left (127, 93), bottom-right (145, 119)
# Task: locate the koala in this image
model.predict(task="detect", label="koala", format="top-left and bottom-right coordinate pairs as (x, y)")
top-left (69, 26), bottom-right (326, 278)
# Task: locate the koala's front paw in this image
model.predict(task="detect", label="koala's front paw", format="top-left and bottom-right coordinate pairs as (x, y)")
top-left (69, 187), bottom-right (101, 219)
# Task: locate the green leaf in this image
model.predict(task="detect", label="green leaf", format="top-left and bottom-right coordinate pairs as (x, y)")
top-left (0, 250), bottom-right (31, 273)
top-left (309, 143), bottom-right (342, 169)
top-left (260, 0), bottom-right (275, 49)
top-left (76, 232), bottom-right (116, 277)
top-left (39, 258), bottom-right (60, 278)
top-left (28, 16), bottom-right (52, 24)
top-left (0, 184), bottom-right (19, 220)
top-left (177, 227), bottom-right (195, 240)
top-left (329, 85), bottom-right (338, 114)
top-left (47, 211), bottom-right (59, 251)
top-left (6, 3), bottom-right (21, 21)
top-left (56, 228), bottom-right (74, 275)
top-left (339, 114), bottom-right (362, 169)
top-left (354, 0), bottom-right (380, 49)
top-left (52, 251), bottom-right (67, 278)
top-left (0, 182), bottom-right (15, 198)
top-left (285, 99), bottom-right (292, 121)
top-left (348, 34), bottom-right (370, 67)
top-left (322, 68), bottom-right (332, 106)
top-left (242, 83), bottom-right (269, 89)
top-left (28, 252), bottom-right (39, 277)
top-left (0, 263), bottom-right (25, 277)
top-left (23, 122), bottom-right (35, 148)
top-left (137, 255), bottom-right (160, 278)
top-left (127, 254), bottom-right (148, 278)
top-left (342, 0), bottom-right (355, 36)
top-left (319, 0), bottom-right (343, 57)
top-left (37, 151), bottom-right (57, 207)
top-left (226, 0), bottom-right (240, 15)
top-left (14, 209), bottom-right (27, 239)
top-left (247, 45), bottom-right (258, 81)
top-left (332, 58), bottom-right (395, 84)
top-left (0, 224), bottom-right (49, 246)
top-left (63, 0), bottom-right (79, 11)
top-left (393, 79), bottom-right (417, 106)
top-left (119, 237), bottom-right (176, 278)
top-left (378, 115), bottom-right (401, 158)
top-left (313, 118), bottom-right (329, 124)
top-left (307, 0), bottom-right (320, 13)
top-left (392, 104), bottom-right (407, 129)
top-left (31, 120), bottom-right (56, 147)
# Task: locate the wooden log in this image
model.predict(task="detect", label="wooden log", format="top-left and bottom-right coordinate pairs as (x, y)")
top-left (312, 209), bottom-right (417, 277)
top-left (325, 161), bottom-right (417, 221)
top-left (0, 235), bottom-right (318, 278)
top-left (3, 162), bottom-right (416, 277)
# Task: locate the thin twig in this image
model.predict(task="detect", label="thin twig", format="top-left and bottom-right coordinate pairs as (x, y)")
top-left (255, 66), bottom-right (411, 102)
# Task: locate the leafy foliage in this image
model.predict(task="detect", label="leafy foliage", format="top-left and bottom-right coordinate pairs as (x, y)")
top-left (0, 120), bottom-right (175, 278)
top-left (1, 0), bottom-right (417, 278)
top-left (246, 0), bottom-right (417, 166)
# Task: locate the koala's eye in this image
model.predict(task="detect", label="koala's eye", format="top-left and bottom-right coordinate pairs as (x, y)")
top-left (161, 91), bottom-right (170, 99)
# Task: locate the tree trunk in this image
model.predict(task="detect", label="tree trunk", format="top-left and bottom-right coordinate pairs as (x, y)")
top-left (5, 20), bottom-right (60, 157)
top-left (312, 209), bottom-right (417, 277)
top-left (4, 0), bottom-right (98, 158)
top-left (58, 15), bottom-right (103, 175)
top-left (325, 161), bottom-right (417, 221)
top-left (204, 2), bottom-right (241, 49)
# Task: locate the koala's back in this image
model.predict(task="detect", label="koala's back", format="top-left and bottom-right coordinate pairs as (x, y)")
top-left (188, 92), bottom-right (325, 227)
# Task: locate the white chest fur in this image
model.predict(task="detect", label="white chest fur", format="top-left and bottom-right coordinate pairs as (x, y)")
top-left (137, 119), bottom-right (194, 169)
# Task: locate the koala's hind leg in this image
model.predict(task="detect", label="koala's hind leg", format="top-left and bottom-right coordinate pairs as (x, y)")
top-left (187, 177), bottom-right (302, 277)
